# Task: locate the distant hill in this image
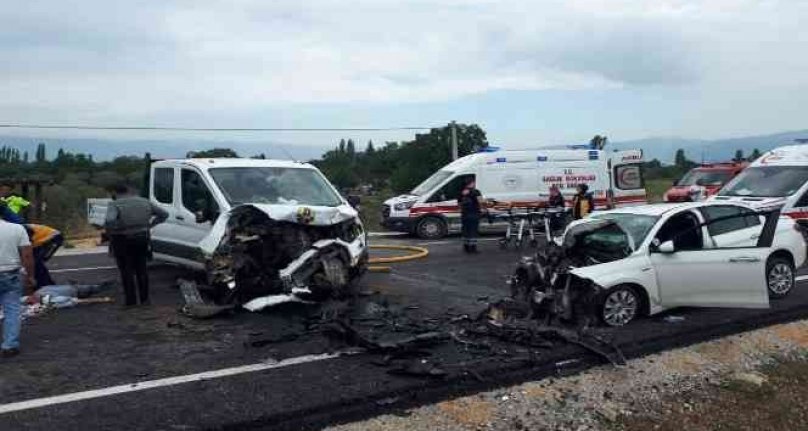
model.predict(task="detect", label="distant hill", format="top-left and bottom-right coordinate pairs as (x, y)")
top-left (0, 135), bottom-right (327, 162)
top-left (612, 130), bottom-right (808, 164)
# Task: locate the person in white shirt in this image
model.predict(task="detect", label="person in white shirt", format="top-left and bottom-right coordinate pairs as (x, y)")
top-left (0, 219), bottom-right (35, 358)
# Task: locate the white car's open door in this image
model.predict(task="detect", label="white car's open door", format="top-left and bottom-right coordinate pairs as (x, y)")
top-left (651, 209), bottom-right (780, 309)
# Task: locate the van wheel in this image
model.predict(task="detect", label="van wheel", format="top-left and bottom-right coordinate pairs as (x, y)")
top-left (766, 256), bottom-right (795, 299)
top-left (416, 217), bottom-right (447, 239)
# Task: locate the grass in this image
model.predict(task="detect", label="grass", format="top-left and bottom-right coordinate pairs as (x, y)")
top-left (646, 178), bottom-right (674, 202)
top-left (358, 193), bottom-right (386, 232)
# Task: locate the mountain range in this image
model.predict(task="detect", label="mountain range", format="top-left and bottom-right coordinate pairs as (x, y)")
top-left (0, 129), bottom-right (806, 164)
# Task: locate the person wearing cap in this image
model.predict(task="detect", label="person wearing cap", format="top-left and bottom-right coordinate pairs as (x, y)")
top-left (458, 177), bottom-right (485, 253)
top-left (0, 216), bottom-right (35, 358)
top-left (572, 184), bottom-right (594, 220)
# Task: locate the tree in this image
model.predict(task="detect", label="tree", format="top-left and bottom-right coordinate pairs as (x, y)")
top-left (674, 149), bottom-right (688, 168)
top-left (734, 149), bottom-right (744, 162)
top-left (365, 140), bottom-right (375, 154)
top-left (346, 139), bottom-right (356, 158)
top-left (35, 143), bottom-right (46, 163)
top-left (338, 139), bottom-right (346, 154)
top-left (749, 148), bottom-right (762, 161)
top-left (589, 135), bottom-right (608, 150)
top-left (186, 148), bottom-right (239, 158)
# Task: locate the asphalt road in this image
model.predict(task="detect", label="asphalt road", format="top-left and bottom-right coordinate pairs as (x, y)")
top-left (3, 236), bottom-right (808, 430)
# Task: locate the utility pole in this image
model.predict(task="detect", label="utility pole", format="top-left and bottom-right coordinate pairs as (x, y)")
top-left (451, 121), bottom-right (458, 160)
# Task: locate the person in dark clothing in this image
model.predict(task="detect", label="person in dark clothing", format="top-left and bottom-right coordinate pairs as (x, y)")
top-left (104, 184), bottom-right (169, 306)
top-left (547, 185), bottom-right (566, 232)
top-left (458, 177), bottom-right (485, 253)
top-left (547, 185), bottom-right (564, 208)
top-left (572, 184), bottom-right (594, 220)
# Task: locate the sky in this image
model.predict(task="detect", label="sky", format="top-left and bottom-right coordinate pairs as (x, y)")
top-left (1, 0), bottom-right (807, 152)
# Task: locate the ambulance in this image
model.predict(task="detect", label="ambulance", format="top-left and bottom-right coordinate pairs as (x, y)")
top-left (382, 145), bottom-right (648, 238)
top-left (712, 143), bottom-right (808, 225)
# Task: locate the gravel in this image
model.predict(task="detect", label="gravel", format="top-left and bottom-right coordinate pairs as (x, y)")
top-left (327, 319), bottom-right (808, 431)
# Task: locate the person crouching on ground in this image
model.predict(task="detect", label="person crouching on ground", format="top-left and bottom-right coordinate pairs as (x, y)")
top-left (104, 184), bottom-right (168, 306)
top-left (25, 224), bottom-right (63, 287)
top-left (572, 184), bottom-right (594, 220)
top-left (458, 177), bottom-right (485, 253)
top-left (0, 217), bottom-right (35, 358)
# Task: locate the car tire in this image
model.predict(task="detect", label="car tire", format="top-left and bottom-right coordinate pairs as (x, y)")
top-left (598, 285), bottom-right (641, 327)
top-left (416, 217), bottom-right (448, 239)
top-left (766, 256), bottom-right (795, 299)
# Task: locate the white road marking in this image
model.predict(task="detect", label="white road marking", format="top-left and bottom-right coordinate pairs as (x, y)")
top-left (796, 275), bottom-right (808, 282)
top-left (50, 266), bottom-right (118, 273)
top-left (0, 351), bottom-right (357, 415)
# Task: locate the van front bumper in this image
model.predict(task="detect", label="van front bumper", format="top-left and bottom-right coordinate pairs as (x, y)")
top-left (381, 216), bottom-right (414, 233)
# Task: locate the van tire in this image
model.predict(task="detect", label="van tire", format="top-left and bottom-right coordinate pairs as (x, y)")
top-left (416, 217), bottom-right (448, 239)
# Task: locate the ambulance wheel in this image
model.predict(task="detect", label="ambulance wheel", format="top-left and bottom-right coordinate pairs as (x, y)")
top-left (416, 217), bottom-right (447, 239)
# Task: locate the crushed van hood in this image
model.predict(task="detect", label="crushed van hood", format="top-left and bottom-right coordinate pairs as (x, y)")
top-left (200, 203), bottom-right (359, 255)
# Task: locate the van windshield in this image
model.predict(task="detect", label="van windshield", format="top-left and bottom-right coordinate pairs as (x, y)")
top-left (720, 166), bottom-right (808, 197)
top-left (411, 170), bottom-right (453, 196)
top-left (209, 167), bottom-right (343, 207)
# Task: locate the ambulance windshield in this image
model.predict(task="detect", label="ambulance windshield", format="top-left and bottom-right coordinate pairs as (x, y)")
top-left (720, 166), bottom-right (808, 197)
top-left (411, 170), bottom-right (453, 196)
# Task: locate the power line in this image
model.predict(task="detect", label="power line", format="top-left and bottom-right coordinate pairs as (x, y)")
top-left (0, 123), bottom-right (432, 132)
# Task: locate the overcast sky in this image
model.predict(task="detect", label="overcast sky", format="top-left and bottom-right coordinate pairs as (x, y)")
top-left (1, 0), bottom-right (806, 150)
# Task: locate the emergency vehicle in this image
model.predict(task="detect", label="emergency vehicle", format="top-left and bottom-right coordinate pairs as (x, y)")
top-left (664, 161), bottom-right (748, 202)
top-left (712, 143), bottom-right (808, 225)
top-left (382, 145), bottom-right (647, 238)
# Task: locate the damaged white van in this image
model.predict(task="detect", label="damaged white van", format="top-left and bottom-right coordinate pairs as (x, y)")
top-left (94, 158), bottom-right (368, 304)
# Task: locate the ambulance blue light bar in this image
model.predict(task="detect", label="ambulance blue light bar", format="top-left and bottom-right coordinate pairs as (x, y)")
top-left (537, 155), bottom-right (548, 162)
top-left (478, 146), bottom-right (500, 153)
top-left (588, 150), bottom-right (599, 160)
top-left (496, 157), bottom-right (507, 163)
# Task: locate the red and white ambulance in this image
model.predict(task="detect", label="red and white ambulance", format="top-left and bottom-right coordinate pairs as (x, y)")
top-left (712, 144), bottom-right (808, 226)
top-left (382, 146), bottom-right (648, 238)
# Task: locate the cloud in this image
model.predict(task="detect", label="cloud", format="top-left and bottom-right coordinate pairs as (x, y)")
top-left (0, 0), bottom-right (805, 125)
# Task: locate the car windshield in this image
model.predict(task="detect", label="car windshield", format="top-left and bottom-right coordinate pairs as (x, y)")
top-left (209, 167), bottom-right (343, 207)
top-left (678, 169), bottom-right (732, 186)
top-left (589, 213), bottom-right (659, 248)
top-left (720, 166), bottom-right (808, 197)
top-left (411, 170), bottom-right (453, 196)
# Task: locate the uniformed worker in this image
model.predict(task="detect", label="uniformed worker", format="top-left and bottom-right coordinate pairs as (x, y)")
top-left (458, 177), bottom-right (485, 253)
top-left (572, 184), bottom-right (594, 220)
top-left (104, 184), bottom-right (168, 306)
top-left (0, 182), bottom-right (30, 216)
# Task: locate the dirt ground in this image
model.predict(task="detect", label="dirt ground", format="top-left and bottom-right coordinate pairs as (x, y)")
top-left (614, 358), bottom-right (808, 431)
top-left (329, 320), bottom-right (808, 431)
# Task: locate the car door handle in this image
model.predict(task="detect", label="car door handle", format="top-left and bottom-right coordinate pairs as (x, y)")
top-left (175, 215), bottom-right (185, 221)
top-left (729, 256), bottom-right (760, 263)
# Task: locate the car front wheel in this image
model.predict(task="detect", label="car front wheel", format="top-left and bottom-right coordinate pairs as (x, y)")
top-left (599, 285), bottom-right (641, 327)
top-left (766, 256), bottom-right (795, 299)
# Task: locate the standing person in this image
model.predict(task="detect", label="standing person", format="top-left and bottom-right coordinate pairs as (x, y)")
top-left (105, 184), bottom-right (168, 306)
top-left (572, 184), bottom-right (594, 220)
top-left (547, 185), bottom-right (566, 232)
top-left (547, 185), bottom-right (565, 209)
top-left (458, 177), bottom-right (485, 253)
top-left (0, 218), bottom-right (35, 358)
top-left (24, 224), bottom-right (64, 287)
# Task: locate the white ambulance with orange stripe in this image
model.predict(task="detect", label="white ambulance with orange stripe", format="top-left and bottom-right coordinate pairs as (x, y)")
top-left (382, 145), bottom-right (648, 238)
top-left (712, 143), bottom-right (808, 226)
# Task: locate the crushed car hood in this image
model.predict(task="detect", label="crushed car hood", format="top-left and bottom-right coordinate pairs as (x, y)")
top-left (199, 203), bottom-right (359, 255)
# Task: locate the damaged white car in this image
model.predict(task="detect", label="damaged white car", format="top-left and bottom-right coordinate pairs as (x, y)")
top-left (144, 158), bottom-right (368, 309)
top-left (512, 202), bottom-right (806, 327)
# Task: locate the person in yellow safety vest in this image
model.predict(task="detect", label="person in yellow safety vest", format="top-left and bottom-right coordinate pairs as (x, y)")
top-left (0, 182), bottom-right (30, 215)
top-left (24, 224), bottom-right (64, 287)
top-left (572, 184), bottom-right (594, 220)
